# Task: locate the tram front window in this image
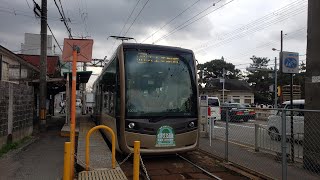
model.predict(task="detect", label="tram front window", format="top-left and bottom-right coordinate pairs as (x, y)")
top-left (125, 50), bottom-right (197, 117)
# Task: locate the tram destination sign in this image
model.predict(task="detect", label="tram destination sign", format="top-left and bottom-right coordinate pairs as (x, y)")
top-left (281, 51), bottom-right (299, 74)
top-left (137, 53), bottom-right (179, 64)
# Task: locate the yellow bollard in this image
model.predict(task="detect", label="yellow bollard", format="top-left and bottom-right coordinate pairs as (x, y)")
top-left (63, 142), bottom-right (71, 180)
top-left (133, 141), bottom-right (140, 180)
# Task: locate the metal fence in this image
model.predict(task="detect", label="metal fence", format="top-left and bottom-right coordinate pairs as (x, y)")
top-left (200, 106), bottom-right (320, 180)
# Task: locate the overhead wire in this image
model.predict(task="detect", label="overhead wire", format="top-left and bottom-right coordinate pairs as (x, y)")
top-left (123, 0), bottom-right (151, 36)
top-left (225, 27), bottom-right (307, 63)
top-left (140, 0), bottom-right (202, 43)
top-left (195, 5), bottom-right (307, 54)
top-left (196, 0), bottom-right (306, 50)
top-left (195, 0), bottom-right (307, 52)
top-left (107, 0), bottom-right (142, 57)
top-left (53, 0), bottom-right (72, 38)
top-left (153, 0), bottom-right (235, 44)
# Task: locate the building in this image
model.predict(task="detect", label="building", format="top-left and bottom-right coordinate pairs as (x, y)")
top-left (21, 33), bottom-right (54, 56)
top-left (0, 45), bottom-right (40, 148)
top-left (200, 78), bottom-right (254, 104)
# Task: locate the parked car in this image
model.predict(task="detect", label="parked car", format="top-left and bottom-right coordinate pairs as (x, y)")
top-left (221, 103), bottom-right (256, 122)
top-left (208, 96), bottom-right (221, 121)
top-left (267, 99), bottom-right (304, 141)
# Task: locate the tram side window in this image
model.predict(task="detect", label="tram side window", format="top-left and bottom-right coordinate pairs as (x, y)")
top-left (102, 59), bottom-right (117, 116)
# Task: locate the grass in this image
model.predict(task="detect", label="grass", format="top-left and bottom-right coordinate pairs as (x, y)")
top-left (0, 136), bottom-right (31, 158)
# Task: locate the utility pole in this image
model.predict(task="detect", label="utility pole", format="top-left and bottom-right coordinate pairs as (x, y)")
top-left (39, 0), bottom-right (47, 131)
top-left (222, 68), bottom-right (225, 103)
top-left (274, 57), bottom-right (277, 109)
top-left (82, 63), bottom-right (87, 115)
top-left (279, 30), bottom-right (283, 104)
top-left (304, 0), bottom-right (320, 172)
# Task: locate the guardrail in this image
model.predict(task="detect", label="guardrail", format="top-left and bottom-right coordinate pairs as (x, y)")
top-left (85, 125), bottom-right (116, 170)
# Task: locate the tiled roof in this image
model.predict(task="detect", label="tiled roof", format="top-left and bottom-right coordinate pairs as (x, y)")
top-left (18, 54), bottom-right (60, 77)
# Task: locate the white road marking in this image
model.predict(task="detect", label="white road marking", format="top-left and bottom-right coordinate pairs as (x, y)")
top-left (214, 126), bottom-right (226, 129)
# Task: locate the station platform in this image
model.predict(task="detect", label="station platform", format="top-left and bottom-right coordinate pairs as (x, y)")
top-left (76, 117), bottom-right (127, 180)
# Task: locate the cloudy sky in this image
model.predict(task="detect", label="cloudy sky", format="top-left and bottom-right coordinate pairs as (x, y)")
top-left (0, 0), bottom-right (308, 86)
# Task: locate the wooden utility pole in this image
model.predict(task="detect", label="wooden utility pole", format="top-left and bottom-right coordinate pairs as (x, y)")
top-left (304, 0), bottom-right (320, 172)
top-left (39, 0), bottom-right (47, 131)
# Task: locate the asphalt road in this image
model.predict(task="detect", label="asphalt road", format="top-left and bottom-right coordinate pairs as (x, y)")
top-left (211, 119), bottom-right (304, 159)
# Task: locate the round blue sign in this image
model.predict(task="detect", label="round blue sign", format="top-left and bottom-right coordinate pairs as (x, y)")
top-left (284, 57), bottom-right (298, 69)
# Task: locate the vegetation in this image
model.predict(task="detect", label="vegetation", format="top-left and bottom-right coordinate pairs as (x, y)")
top-left (197, 57), bottom-right (242, 84)
top-left (0, 136), bottom-right (31, 157)
top-left (197, 55), bottom-right (306, 105)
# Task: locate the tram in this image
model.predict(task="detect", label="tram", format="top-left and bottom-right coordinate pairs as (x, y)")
top-left (92, 43), bottom-right (199, 154)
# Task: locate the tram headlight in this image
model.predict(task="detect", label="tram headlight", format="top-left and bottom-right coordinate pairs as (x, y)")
top-left (128, 122), bottom-right (135, 129)
top-left (188, 121), bottom-right (195, 128)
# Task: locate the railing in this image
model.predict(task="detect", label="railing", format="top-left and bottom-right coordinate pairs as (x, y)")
top-left (85, 125), bottom-right (116, 170)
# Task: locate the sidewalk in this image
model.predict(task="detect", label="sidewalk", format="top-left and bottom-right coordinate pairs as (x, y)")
top-left (0, 115), bottom-right (68, 180)
top-left (199, 137), bottom-right (319, 180)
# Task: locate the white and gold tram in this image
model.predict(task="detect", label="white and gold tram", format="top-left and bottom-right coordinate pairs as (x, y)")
top-left (93, 43), bottom-right (199, 154)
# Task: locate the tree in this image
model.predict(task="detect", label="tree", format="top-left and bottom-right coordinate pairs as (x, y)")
top-left (246, 56), bottom-right (273, 105)
top-left (197, 57), bottom-right (242, 86)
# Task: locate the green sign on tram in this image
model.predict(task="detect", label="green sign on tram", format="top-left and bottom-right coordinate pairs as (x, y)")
top-left (156, 125), bottom-right (176, 147)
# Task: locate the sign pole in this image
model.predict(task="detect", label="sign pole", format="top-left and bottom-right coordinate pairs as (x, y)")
top-left (70, 47), bottom-right (78, 178)
top-left (290, 73), bottom-right (294, 162)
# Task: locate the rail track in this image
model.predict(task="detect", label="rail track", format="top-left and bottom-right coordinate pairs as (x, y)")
top-left (119, 150), bottom-right (250, 180)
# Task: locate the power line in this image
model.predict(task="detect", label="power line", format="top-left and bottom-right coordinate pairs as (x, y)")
top-left (196, 0), bottom-right (306, 51)
top-left (107, 0), bottom-right (142, 57)
top-left (195, 4), bottom-right (307, 53)
top-left (123, 0), bottom-right (151, 36)
top-left (53, 0), bottom-right (72, 38)
top-left (120, 0), bottom-right (142, 36)
top-left (153, 0), bottom-right (235, 44)
top-left (194, 0), bottom-right (307, 52)
top-left (47, 23), bottom-right (63, 52)
top-left (141, 0), bottom-right (202, 43)
top-left (225, 27), bottom-right (307, 62)
top-left (0, 7), bottom-right (61, 21)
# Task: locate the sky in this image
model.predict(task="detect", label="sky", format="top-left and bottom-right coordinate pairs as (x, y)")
top-left (0, 0), bottom-right (308, 87)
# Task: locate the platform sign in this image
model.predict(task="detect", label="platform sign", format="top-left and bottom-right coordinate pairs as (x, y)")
top-left (62, 38), bottom-right (93, 62)
top-left (155, 126), bottom-right (176, 147)
top-left (281, 51), bottom-right (299, 74)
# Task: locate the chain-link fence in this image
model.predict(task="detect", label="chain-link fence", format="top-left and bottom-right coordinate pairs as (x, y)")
top-left (199, 105), bottom-right (320, 180)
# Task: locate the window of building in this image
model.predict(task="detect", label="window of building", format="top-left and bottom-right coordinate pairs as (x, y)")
top-left (244, 99), bottom-right (251, 104)
top-left (1, 61), bottom-right (9, 81)
top-left (233, 99), bottom-right (240, 103)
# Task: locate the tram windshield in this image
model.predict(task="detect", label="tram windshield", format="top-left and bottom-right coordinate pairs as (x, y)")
top-left (124, 49), bottom-right (197, 117)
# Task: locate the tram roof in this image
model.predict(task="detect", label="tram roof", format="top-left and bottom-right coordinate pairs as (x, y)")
top-left (122, 43), bottom-right (194, 53)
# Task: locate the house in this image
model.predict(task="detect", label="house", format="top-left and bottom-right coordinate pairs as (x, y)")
top-left (200, 78), bottom-right (254, 104)
top-left (18, 54), bottom-right (61, 78)
top-left (0, 45), bottom-right (40, 148)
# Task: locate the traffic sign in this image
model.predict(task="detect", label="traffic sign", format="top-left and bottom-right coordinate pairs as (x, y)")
top-left (281, 51), bottom-right (299, 74)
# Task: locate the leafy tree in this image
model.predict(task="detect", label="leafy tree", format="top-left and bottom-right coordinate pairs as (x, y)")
top-left (246, 56), bottom-right (273, 105)
top-left (197, 57), bottom-right (242, 86)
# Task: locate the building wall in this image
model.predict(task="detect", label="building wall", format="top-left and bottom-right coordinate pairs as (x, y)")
top-left (21, 33), bottom-right (53, 55)
top-left (201, 89), bottom-right (254, 104)
top-left (0, 81), bottom-right (33, 148)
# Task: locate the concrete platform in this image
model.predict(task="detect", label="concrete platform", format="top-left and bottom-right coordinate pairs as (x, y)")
top-left (76, 117), bottom-right (127, 180)
top-left (60, 123), bottom-right (79, 137)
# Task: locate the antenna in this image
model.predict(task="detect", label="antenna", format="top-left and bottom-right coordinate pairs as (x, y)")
top-left (108, 36), bottom-right (136, 43)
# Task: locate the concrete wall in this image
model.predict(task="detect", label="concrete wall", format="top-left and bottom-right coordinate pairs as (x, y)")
top-left (0, 81), bottom-right (34, 148)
